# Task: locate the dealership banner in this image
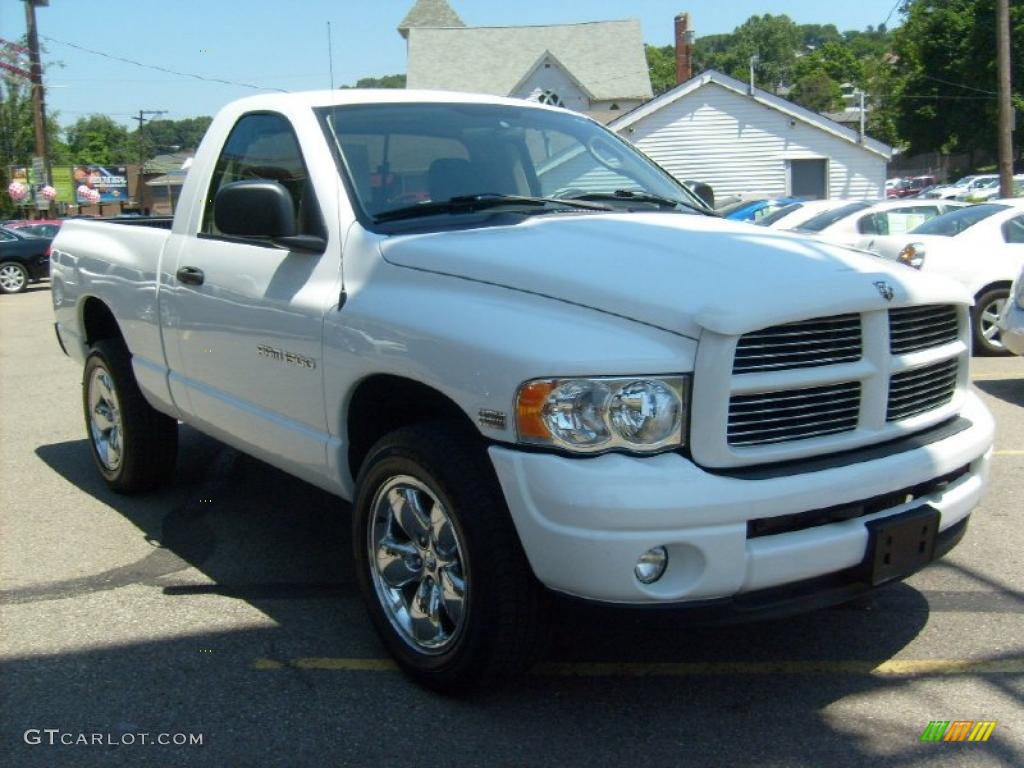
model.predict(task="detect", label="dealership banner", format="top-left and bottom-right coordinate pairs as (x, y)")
top-left (74, 165), bottom-right (129, 204)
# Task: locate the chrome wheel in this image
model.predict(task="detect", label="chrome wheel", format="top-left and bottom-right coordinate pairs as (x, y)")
top-left (979, 297), bottom-right (1006, 349)
top-left (367, 476), bottom-right (468, 654)
top-left (0, 263), bottom-right (28, 293)
top-left (87, 366), bottom-right (123, 471)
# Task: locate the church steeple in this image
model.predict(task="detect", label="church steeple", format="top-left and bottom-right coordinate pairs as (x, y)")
top-left (397, 0), bottom-right (465, 39)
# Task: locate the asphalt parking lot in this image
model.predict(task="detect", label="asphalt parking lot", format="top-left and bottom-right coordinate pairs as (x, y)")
top-left (1, 285), bottom-right (1022, 767)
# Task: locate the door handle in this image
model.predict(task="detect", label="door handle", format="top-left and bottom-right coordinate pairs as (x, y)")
top-left (176, 266), bottom-right (205, 286)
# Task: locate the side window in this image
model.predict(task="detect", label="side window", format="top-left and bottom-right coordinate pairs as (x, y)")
top-left (858, 213), bottom-right (886, 235)
top-left (1002, 215), bottom-right (1024, 244)
top-left (0, 230), bottom-right (16, 242)
top-left (200, 112), bottom-right (323, 239)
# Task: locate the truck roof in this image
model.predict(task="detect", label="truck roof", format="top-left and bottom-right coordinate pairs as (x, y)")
top-left (223, 88), bottom-right (570, 114)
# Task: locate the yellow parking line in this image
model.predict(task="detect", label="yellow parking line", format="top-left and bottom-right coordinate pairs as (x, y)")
top-left (995, 450), bottom-right (1024, 456)
top-left (972, 374), bottom-right (1023, 381)
top-left (252, 657), bottom-right (1024, 677)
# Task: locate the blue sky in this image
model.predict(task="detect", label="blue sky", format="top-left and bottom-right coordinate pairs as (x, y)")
top-left (1, 0), bottom-right (904, 128)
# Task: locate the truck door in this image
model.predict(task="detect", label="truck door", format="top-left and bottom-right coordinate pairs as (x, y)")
top-left (163, 111), bottom-right (339, 487)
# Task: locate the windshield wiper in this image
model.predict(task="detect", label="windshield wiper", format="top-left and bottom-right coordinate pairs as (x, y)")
top-left (565, 189), bottom-right (716, 215)
top-left (373, 193), bottom-right (611, 223)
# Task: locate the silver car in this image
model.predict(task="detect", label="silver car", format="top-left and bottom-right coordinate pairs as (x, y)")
top-left (998, 265), bottom-right (1024, 355)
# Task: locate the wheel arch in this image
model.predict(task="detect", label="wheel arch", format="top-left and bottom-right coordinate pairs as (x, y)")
top-left (79, 296), bottom-right (125, 349)
top-left (346, 374), bottom-right (479, 482)
top-left (973, 280), bottom-right (1013, 303)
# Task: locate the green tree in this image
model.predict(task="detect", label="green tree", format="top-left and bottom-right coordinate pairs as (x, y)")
top-left (725, 14), bottom-right (803, 93)
top-left (343, 74), bottom-right (407, 89)
top-left (891, 0), bottom-right (1024, 159)
top-left (645, 44), bottom-right (677, 95)
top-left (795, 41), bottom-right (864, 86)
top-left (65, 115), bottom-right (130, 164)
top-left (0, 80), bottom-right (67, 216)
top-left (789, 68), bottom-right (844, 112)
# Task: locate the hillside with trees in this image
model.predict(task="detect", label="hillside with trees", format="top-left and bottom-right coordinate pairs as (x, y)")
top-left (646, 0), bottom-right (1023, 160)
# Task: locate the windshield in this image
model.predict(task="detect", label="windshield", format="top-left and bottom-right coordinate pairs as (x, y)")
top-left (317, 102), bottom-right (704, 225)
top-left (756, 202), bottom-right (804, 226)
top-left (796, 202), bottom-right (872, 232)
top-left (910, 203), bottom-right (1008, 236)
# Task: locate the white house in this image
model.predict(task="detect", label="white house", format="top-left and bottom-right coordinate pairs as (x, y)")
top-left (399, 0), bottom-right (652, 122)
top-left (609, 69), bottom-right (893, 201)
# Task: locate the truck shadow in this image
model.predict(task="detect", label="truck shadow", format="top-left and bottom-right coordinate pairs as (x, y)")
top-left (20, 428), bottom-right (1019, 766)
top-left (974, 377), bottom-right (1024, 408)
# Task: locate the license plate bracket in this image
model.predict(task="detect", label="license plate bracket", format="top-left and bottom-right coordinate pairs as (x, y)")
top-left (864, 506), bottom-right (940, 586)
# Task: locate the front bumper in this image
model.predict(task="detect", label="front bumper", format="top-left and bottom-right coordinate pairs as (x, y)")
top-left (489, 390), bottom-right (994, 605)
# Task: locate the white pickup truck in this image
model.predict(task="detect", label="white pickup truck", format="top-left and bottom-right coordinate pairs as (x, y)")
top-left (52, 90), bottom-right (994, 690)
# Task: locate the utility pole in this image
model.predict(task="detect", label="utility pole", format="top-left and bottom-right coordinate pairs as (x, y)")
top-left (133, 109), bottom-right (166, 213)
top-left (23, 1), bottom-right (50, 205)
top-left (996, 0), bottom-right (1014, 198)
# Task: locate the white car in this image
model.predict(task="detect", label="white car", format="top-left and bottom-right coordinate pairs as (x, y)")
top-left (960, 175), bottom-right (1024, 203)
top-left (996, 265), bottom-right (1024, 356)
top-left (791, 199), bottom-right (966, 247)
top-left (755, 199), bottom-right (852, 230)
top-left (924, 174), bottom-right (998, 200)
top-left (856, 200), bottom-right (1024, 354)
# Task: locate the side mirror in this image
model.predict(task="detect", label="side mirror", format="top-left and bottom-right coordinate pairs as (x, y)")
top-left (213, 180), bottom-right (325, 253)
top-left (684, 180), bottom-right (715, 210)
top-left (214, 180), bottom-right (296, 238)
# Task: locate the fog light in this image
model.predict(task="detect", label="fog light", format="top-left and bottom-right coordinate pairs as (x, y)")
top-left (634, 546), bottom-right (668, 584)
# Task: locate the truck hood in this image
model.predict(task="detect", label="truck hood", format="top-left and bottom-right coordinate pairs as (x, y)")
top-left (379, 212), bottom-right (969, 338)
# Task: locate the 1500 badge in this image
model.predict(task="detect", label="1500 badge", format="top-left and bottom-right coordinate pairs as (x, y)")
top-left (257, 345), bottom-right (317, 370)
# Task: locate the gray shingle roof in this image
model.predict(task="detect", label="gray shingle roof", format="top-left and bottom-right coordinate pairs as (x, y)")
top-left (398, 0), bottom-right (465, 38)
top-left (406, 20), bottom-right (653, 101)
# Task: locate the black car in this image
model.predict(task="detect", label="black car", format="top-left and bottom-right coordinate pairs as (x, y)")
top-left (0, 227), bottom-right (52, 294)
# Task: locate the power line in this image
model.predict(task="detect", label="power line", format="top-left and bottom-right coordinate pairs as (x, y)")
top-left (918, 73), bottom-right (998, 96)
top-left (40, 35), bottom-right (289, 93)
top-left (881, 0), bottom-right (903, 29)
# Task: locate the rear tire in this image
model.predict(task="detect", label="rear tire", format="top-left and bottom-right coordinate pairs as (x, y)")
top-left (0, 262), bottom-right (29, 294)
top-left (83, 340), bottom-right (178, 493)
top-left (353, 423), bottom-right (547, 692)
top-left (972, 288), bottom-right (1011, 356)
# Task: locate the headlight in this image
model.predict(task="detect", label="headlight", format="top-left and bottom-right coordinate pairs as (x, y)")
top-left (516, 375), bottom-right (688, 454)
top-left (897, 242), bottom-right (926, 269)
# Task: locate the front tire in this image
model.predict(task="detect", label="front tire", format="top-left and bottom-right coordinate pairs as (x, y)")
top-left (0, 262), bottom-right (29, 294)
top-left (83, 340), bottom-right (178, 493)
top-left (972, 288), bottom-right (1011, 356)
top-left (353, 424), bottom-right (547, 692)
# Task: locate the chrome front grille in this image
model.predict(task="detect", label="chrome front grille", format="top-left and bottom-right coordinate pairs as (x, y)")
top-left (728, 381), bottom-right (861, 446)
top-left (889, 305), bottom-right (959, 354)
top-left (733, 314), bottom-right (862, 373)
top-left (694, 303), bottom-right (970, 468)
top-left (887, 358), bottom-right (958, 421)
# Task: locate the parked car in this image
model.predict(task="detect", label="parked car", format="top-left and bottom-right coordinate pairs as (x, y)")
top-left (997, 264), bottom-right (1024, 355)
top-left (961, 176), bottom-right (1024, 203)
top-left (923, 174), bottom-right (998, 200)
top-left (887, 175), bottom-right (936, 198)
top-left (791, 199), bottom-right (966, 247)
top-left (955, 177), bottom-right (1000, 201)
top-left (51, 90), bottom-right (994, 690)
top-left (855, 200), bottom-right (1024, 354)
top-left (2, 218), bottom-right (63, 239)
top-left (754, 199), bottom-right (852, 229)
top-left (0, 227), bottom-right (52, 294)
top-left (720, 197), bottom-right (801, 222)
